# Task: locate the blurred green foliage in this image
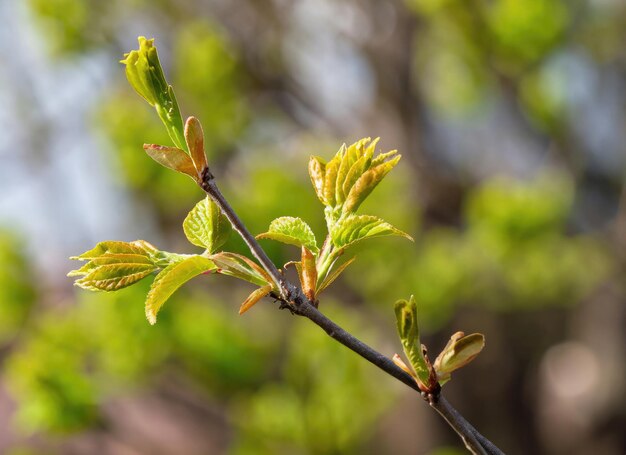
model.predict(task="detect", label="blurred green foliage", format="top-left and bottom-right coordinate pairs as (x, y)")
top-left (231, 306), bottom-right (393, 455)
top-left (348, 173), bottom-right (610, 328)
top-left (0, 231), bottom-right (35, 346)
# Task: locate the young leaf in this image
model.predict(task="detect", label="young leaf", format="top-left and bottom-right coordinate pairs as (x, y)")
top-left (335, 137), bottom-right (375, 204)
top-left (316, 256), bottom-right (355, 295)
top-left (143, 144), bottom-right (198, 180)
top-left (330, 214), bottom-right (412, 250)
top-left (211, 252), bottom-right (272, 287)
top-left (323, 155), bottom-right (340, 207)
top-left (71, 240), bottom-right (154, 260)
top-left (257, 217), bottom-right (318, 254)
top-left (68, 253), bottom-right (154, 276)
top-left (183, 197), bottom-right (231, 252)
top-left (145, 255), bottom-right (216, 324)
top-left (394, 296), bottom-right (432, 389)
top-left (341, 155), bottom-right (369, 200)
top-left (121, 37), bottom-right (186, 151)
top-left (74, 263), bottom-right (157, 292)
top-left (309, 156), bottom-right (327, 204)
top-left (434, 332), bottom-right (485, 386)
top-left (184, 116), bottom-right (208, 175)
top-left (342, 155), bottom-right (401, 214)
top-left (370, 149), bottom-right (398, 167)
top-left (239, 284), bottom-right (273, 315)
top-left (300, 246), bottom-right (317, 302)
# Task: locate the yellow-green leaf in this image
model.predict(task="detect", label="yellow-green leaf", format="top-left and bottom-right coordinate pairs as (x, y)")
top-left (143, 144), bottom-right (198, 180)
top-left (342, 155), bottom-right (401, 214)
top-left (75, 263), bottom-right (157, 292)
top-left (308, 156), bottom-right (327, 204)
top-left (257, 216), bottom-right (318, 254)
top-left (71, 241), bottom-right (152, 260)
top-left (370, 149), bottom-right (398, 167)
top-left (330, 214), bottom-right (412, 249)
top-left (68, 253), bottom-right (154, 277)
top-left (239, 284), bottom-right (273, 315)
top-left (145, 256), bottom-right (216, 324)
top-left (183, 197), bottom-right (231, 252)
top-left (335, 137), bottom-right (375, 204)
top-left (323, 156), bottom-right (340, 207)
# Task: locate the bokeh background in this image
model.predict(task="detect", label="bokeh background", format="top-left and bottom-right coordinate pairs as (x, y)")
top-left (0, 0), bottom-right (625, 454)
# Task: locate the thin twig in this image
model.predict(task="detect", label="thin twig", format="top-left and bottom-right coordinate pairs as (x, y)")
top-left (430, 396), bottom-right (490, 455)
top-left (200, 174), bottom-right (504, 454)
top-left (201, 174), bottom-right (286, 297)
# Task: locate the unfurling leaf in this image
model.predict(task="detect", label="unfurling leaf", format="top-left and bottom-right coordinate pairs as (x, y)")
top-left (342, 155), bottom-right (400, 214)
top-left (70, 240), bottom-right (156, 260)
top-left (69, 241), bottom-right (159, 291)
top-left (330, 214), bottom-right (412, 250)
top-left (312, 138), bottom-right (399, 217)
top-left (394, 296), bottom-right (432, 389)
top-left (323, 154), bottom-right (340, 208)
top-left (211, 252), bottom-right (273, 288)
top-left (316, 256), bottom-right (355, 296)
top-left (308, 156), bottom-right (327, 204)
top-left (257, 217), bottom-right (318, 254)
top-left (300, 247), bottom-right (317, 302)
top-left (121, 37), bottom-right (186, 150)
top-left (74, 263), bottom-right (157, 291)
top-left (145, 255), bottom-right (215, 324)
top-left (335, 138), bottom-right (376, 204)
top-left (143, 144), bottom-right (198, 180)
top-left (185, 116), bottom-right (208, 175)
top-left (239, 284), bottom-right (273, 315)
top-left (183, 197), bottom-right (231, 252)
top-left (434, 332), bottom-right (485, 386)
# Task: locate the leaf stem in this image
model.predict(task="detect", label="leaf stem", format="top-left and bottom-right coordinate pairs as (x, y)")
top-left (199, 172), bottom-right (504, 454)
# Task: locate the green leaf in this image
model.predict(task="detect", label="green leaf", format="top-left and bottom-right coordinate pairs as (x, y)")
top-left (143, 144), bottom-right (198, 180)
top-left (394, 296), bottom-right (431, 388)
top-left (121, 37), bottom-right (186, 150)
top-left (342, 155), bottom-right (401, 214)
top-left (257, 217), bottom-right (319, 254)
top-left (183, 197), bottom-right (231, 252)
top-left (145, 255), bottom-right (216, 324)
top-left (434, 332), bottom-right (485, 385)
top-left (74, 263), bottom-right (157, 292)
top-left (210, 252), bottom-right (272, 288)
top-left (239, 284), bottom-right (273, 315)
top-left (330, 214), bottom-right (412, 249)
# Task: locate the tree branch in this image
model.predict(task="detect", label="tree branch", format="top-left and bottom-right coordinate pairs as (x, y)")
top-left (200, 173), bottom-right (504, 455)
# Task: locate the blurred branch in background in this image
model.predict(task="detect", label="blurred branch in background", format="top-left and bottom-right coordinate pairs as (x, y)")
top-left (0, 0), bottom-right (625, 454)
